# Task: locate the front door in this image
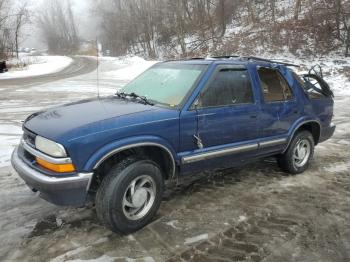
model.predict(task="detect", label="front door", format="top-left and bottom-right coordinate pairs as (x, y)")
top-left (180, 65), bottom-right (260, 172)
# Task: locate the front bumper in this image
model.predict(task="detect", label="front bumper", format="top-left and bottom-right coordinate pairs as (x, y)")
top-left (11, 147), bottom-right (93, 206)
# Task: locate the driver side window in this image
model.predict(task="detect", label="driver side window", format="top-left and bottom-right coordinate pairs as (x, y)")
top-left (199, 68), bottom-right (253, 108)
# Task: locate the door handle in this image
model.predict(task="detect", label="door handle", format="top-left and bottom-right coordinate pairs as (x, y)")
top-left (250, 114), bottom-right (258, 119)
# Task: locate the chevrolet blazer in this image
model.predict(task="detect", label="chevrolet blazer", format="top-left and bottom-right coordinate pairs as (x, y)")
top-left (11, 56), bottom-right (335, 233)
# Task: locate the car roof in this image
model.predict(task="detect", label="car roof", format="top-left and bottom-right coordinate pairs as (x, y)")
top-left (161, 56), bottom-right (299, 68)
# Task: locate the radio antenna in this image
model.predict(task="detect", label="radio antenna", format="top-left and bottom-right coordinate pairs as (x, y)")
top-left (96, 38), bottom-right (100, 99)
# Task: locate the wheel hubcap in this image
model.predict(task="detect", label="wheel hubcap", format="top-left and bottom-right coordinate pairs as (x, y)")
top-left (132, 188), bottom-right (147, 208)
top-left (122, 175), bottom-right (156, 220)
top-left (293, 139), bottom-right (311, 168)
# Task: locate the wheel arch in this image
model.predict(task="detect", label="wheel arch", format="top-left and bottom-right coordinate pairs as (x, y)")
top-left (85, 136), bottom-right (177, 190)
top-left (284, 120), bottom-right (321, 152)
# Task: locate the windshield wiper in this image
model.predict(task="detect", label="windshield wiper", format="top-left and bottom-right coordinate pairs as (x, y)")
top-left (116, 91), bottom-right (154, 106)
top-left (129, 92), bottom-right (155, 106)
top-left (116, 91), bottom-right (128, 99)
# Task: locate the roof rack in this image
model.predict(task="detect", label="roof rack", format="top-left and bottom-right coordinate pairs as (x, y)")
top-left (209, 55), bottom-right (300, 67)
top-left (209, 55), bottom-right (240, 59)
top-left (242, 56), bottom-right (300, 67)
top-left (164, 55), bottom-right (300, 67)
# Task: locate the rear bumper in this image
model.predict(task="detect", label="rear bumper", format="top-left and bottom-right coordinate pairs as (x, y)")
top-left (319, 122), bottom-right (336, 143)
top-left (11, 147), bottom-right (93, 206)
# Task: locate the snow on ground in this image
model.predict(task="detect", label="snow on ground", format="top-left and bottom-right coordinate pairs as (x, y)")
top-left (184, 233), bottom-right (209, 245)
top-left (0, 137), bottom-right (20, 167)
top-left (27, 56), bottom-right (158, 95)
top-left (0, 123), bottom-right (22, 167)
top-left (324, 161), bottom-right (350, 173)
top-left (0, 56), bottom-right (73, 79)
top-left (0, 124), bottom-right (22, 135)
top-left (0, 121), bottom-right (23, 167)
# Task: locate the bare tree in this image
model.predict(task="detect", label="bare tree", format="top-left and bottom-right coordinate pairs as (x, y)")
top-left (91, 0), bottom-right (350, 58)
top-left (341, 5), bottom-right (350, 56)
top-left (294, 0), bottom-right (302, 20)
top-left (14, 2), bottom-right (29, 59)
top-left (38, 0), bottom-right (79, 54)
top-left (246, 0), bottom-right (256, 24)
top-left (0, 0), bottom-right (11, 59)
top-left (270, 0), bottom-right (276, 23)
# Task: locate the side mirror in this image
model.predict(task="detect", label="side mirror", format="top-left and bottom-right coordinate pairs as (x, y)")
top-left (194, 98), bottom-right (199, 108)
top-left (191, 97), bottom-right (202, 111)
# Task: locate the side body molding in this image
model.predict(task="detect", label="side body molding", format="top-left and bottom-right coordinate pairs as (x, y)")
top-left (84, 136), bottom-right (177, 177)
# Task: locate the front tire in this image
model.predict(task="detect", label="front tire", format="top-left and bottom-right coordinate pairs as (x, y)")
top-left (278, 131), bottom-right (314, 174)
top-left (95, 157), bottom-right (164, 234)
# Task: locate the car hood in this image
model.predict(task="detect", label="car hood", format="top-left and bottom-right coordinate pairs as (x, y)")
top-left (24, 96), bottom-right (158, 142)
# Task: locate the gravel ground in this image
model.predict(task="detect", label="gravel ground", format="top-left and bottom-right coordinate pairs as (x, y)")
top-left (0, 58), bottom-right (349, 262)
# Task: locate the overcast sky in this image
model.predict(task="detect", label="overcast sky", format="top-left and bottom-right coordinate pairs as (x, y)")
top-left (22, 0), bottom-right (97, 49)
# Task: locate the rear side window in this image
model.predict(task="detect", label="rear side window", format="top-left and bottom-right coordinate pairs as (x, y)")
top-left (257, 68), bottom-right (293, 102)
top-left (199, 69), bottom-right (253, 108)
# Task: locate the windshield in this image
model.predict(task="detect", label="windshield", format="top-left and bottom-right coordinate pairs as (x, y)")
top-left (121, 63), bottom-right (207, 107)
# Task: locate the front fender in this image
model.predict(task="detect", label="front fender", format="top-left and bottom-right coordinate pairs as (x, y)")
top-left (83, 135), bottom-right (178, 172)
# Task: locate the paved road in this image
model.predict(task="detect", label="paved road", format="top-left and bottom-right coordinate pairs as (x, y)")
top-left (0, 56), bottom-right (97, 88)
top-left (0, 59), bottom-right (349, 262)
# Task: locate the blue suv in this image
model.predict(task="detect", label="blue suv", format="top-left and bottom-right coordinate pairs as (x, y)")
top-left (11, 56), bottom-right (335, 233)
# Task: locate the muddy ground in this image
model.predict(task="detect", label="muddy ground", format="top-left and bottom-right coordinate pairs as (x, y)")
top-left (0, 58), bottom-right (349, 262)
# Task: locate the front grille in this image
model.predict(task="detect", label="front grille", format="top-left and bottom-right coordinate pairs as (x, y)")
top-left (23, 129), bottom-right (36, 148)
top-left (23, 147), bottom-right (35, 163)
top-left (21, 128), bottom-right (37, 166)
top-left (18, 144), bottom-right (35, 165)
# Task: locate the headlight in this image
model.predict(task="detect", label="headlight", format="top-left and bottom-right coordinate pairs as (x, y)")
top-left (35, 136), bottom-right (67, 157)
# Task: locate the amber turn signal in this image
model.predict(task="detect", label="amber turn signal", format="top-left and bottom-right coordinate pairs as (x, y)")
top-left (36, 157), bottom-right (76, 173)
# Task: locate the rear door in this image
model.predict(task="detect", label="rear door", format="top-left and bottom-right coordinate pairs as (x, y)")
top-left (256, 67), bottom-right (298, 138)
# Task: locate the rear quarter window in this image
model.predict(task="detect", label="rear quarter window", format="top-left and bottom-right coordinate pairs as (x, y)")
top-left (257, 68), bottom-right (294, 102)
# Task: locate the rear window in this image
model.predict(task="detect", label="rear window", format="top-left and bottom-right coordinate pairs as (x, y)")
top-left (257, 68), bottom-right (293, 102)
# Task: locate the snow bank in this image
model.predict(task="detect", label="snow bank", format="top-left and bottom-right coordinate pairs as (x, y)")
top-left (0, 56), bottom-right (73, 79)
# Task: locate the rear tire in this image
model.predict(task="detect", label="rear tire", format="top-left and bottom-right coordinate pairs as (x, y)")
top-left (95, 157), bottom-right (164, 234)
top-left (277, 131), bottom-right (314, 174)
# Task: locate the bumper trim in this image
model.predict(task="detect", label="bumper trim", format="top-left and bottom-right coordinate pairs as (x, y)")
top-left (11, 147), bottom-right (93, 206)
